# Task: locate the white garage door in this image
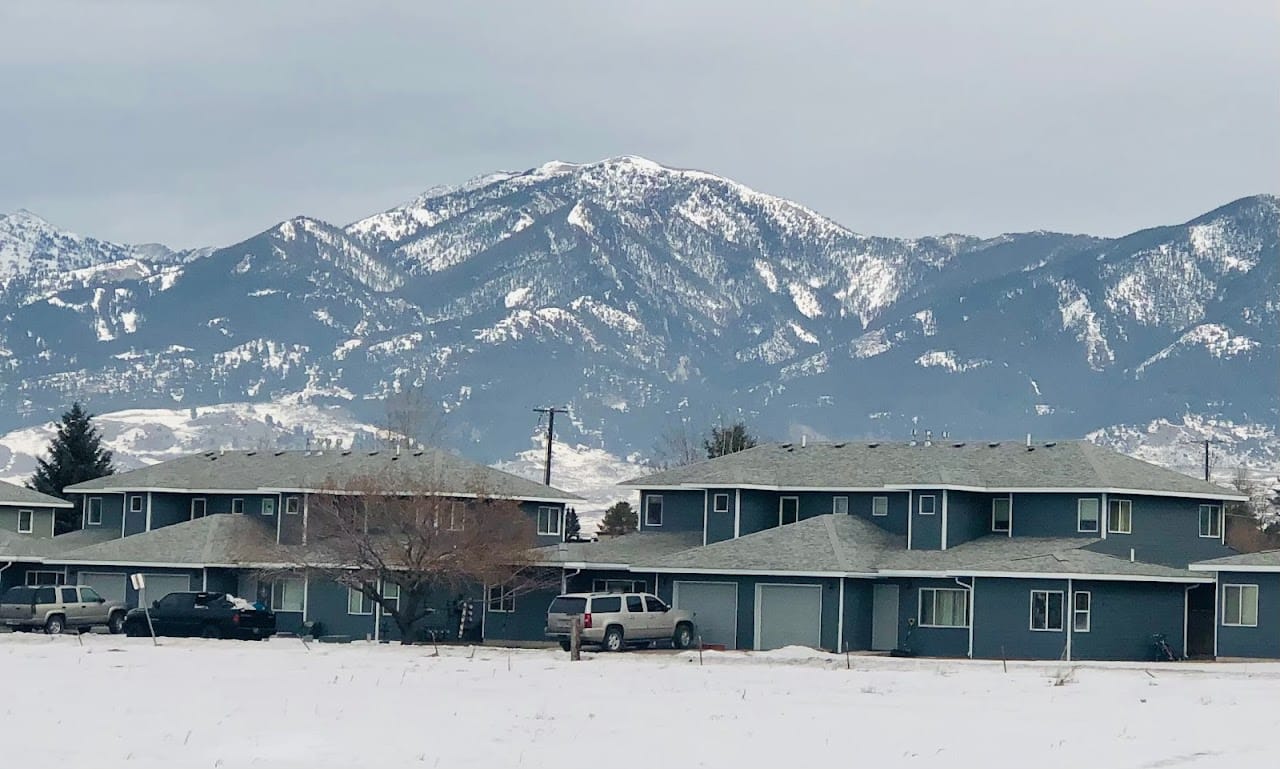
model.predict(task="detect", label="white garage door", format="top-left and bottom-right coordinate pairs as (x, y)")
top-left (138, 574), bottom-right (192, 607)
top-left (78, 572), bottom-right (128, 606)
top-left (673, 581), bottom-right (738, 648)
top-left (755, 583), bottom-right (822, 651)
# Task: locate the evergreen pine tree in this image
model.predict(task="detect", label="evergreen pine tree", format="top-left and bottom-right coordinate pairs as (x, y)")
top-left (30, 403), bottom-right (115, 533)
top-left (564, 507), bottom-right (582, 540)
top-left (704, 421), bottom-right (758, 459)
top-left (598, 501), bottom-right (638, 536)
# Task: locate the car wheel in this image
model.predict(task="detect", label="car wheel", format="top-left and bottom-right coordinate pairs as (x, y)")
top-left (672, 622), bottom-right (694, 650)
top-left (602, 626), bottom-right (625, 652)
top-left (44, 615), bottom-right (65, 635)
top-left (200, 624), bottom-right (223, 640)
top-left (108, 612), bottom-right (125, 635)
top-left (559, 639), bottom-right (572, 652)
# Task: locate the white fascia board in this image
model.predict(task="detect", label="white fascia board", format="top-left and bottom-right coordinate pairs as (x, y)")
top-left (67, 486), bottom-right (578, 504)
top-left (645, 566), bottom-right (861, 578)
top-left (954, 570), bottom-right (1213, 584)
top-left (619, 485), bottom-right (692, 491)
top-left (883, 485), bottom-right (1247, 501)
top-left (1188, 563), bottom-right (1280, 573)
top-left (687, 484), bottom-right (889, 492)
top-left (52, 559), bottom-right (238, 569)
top-left (0, 499), bottom-right (75, 509)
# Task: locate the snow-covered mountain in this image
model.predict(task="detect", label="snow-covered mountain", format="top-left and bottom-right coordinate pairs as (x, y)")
top-left (0, 158), bottom-right (1275, 477)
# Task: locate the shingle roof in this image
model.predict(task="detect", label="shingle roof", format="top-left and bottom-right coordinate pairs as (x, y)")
top-left (1190, 549), bottom-right (1280, 571)
top-left (0, 480), bottom-right (74, 508)
top-left (55, 515), bottom-right (286, 566)
top-left (530, 532), bottom-right (704, 567)
top-left (62, 449), bottom-right (582, 502)
top-left (621, 441), bottom-right (1244, 500)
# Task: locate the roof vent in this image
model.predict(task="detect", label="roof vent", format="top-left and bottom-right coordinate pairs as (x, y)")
top-left (780, 442), bottom-right (793, 449)
top-left (1026, 446), bottom-right (1035, 452)
top-left (833, 442), bottom-right (847, 448)
top-left (274, 450), bottom-right (286, 456)
top-left (246, 451), bottom-right (256, 456)
top-left (988, 442), bottom-right (1000, 448)
top-left (1044, 441), bottom-right (1057, 448)
top-left (368, 451), bottom-right (379, 456)
top-left (867, 442), bottom-right (879, 448)
top-left (391, 455), bottom-right (399, 460)
top-left (342, 450), bottom-right (352, 456)
top-left (785, 447), bottom-right (794, 452)
top-left (801, 435), bottom-right (808, 448)
top-left (952, 442), bottom-right (966, 448)
top-left (413, 450), bottom-right (424, 457)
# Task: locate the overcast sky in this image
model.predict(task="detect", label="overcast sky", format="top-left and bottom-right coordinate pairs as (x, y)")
top-left (1, 1), bottom-right (1276, 249)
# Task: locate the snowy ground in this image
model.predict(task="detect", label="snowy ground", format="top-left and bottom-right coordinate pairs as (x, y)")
top-left (1, 635), bottom-right (1277, 768)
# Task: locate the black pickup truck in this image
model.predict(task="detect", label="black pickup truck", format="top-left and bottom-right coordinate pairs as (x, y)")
top-left (123, 591), bottom-right (277, 640)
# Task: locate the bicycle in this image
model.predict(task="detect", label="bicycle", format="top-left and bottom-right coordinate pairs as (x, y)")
top-left (1152, 632), bottom-right (1179, 662)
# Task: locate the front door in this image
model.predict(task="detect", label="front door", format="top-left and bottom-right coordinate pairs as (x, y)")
top-left (1186, 583), bottom-right (1215, 659)
top-left (871, 584), bottom-right (900, 651)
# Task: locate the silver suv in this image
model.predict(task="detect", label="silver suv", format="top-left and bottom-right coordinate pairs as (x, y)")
top-left (546, 592), bottom-right (696, 652)
top-left (0, 584), bottom-right (128, 635)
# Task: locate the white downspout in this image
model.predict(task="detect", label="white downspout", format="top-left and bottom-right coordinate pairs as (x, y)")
top-left (907, 490), bottom-right (914, 550)
top-left (954, 576), bottom-right (974, 658)
top-left (145, 492), bottom-right (153, 532)
top-left (1183, 584), bottom-right (1196, 659)
top-left (702, 490), bottom-right (708, 547)
top-left (1066, 578), bottom-right (1074, 662)
top-left (1212, 576), bottom-right (1220, 659)
top-left (941, 490), bottom-right (949, 550)
top-left (1100, 493), bottom-right (1108, 539)
top-left (734, 489), bottom-right (741, 539)
top-left (837, 579), bottom-right (846, 653)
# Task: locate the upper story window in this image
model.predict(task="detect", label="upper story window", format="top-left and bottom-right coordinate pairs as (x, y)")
top-left (1199, 505), bottom-right (1222, 539)
top-left (285, 496), bottom-right (301, 515)
top-left (231, 498), bottom-right (245, 515)
top-left (537, 506), bottom-right (561, 536)
top-left (86, 497), bottom-right (103, 526)
top-left (833, 496), bottom-right (849, 515)
top-left (1107, 499), bottom-right (1132, 534)
top-left (918, 495), bottom-right (936, 515)
top-left (713, 493), bottom-right (730, 513)
top-left (644, 495), bottom-right (663, 527)
top-left (191, 498), bottom-right (207, 519)
top-left (991, 498), bottom-right (1011, 533)
top-left (872, 496), bottom-right (889, 517)
top-left (18, 509), bottom-right (34, 534)
top-left (129, 495), bottom-right (143, 513)
top-left (262, 498), bottom-right (275, 516)
top-left (1077, 498), bottom-right (1100, 533)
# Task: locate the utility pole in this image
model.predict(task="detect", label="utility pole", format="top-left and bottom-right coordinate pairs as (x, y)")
top-left (1187, 438), bottom-right (1219, 482)
top-left (533, 407), bottom-right (569, 485)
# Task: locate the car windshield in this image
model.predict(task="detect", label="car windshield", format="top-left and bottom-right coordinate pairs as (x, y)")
top-left (548, 597), bottom-right (587, 615)
top-left (1, 586), bottom-right (36, 603)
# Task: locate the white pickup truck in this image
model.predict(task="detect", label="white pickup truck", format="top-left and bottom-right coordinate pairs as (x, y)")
top-left (0, 584), bottom-right (128, 635)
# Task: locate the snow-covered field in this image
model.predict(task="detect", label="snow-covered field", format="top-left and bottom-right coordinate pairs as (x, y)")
top-left (1, 635), bottom-right (1277, 768)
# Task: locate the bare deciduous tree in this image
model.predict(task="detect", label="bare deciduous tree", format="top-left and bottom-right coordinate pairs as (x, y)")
top-left (380, 385), bottom-right (447, 451)
top-left (300, 471), bottom-right (556, 644)
top-left (653, 417), bottom-right (702, 469)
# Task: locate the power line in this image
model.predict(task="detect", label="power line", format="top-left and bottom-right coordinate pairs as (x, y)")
top-left (532, 406), bottom-right (569, 486)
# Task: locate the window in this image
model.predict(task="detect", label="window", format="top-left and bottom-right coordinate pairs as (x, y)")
top-left (60, 587), bottom-right (80, 604)
top-left (18, 509), bottom-right (34, 534)
top-left (1223, 584), bottom-right (1259, 627)
top-left (590, 595), bottom-right (622, 613)
top-left (80, 587), bottom-right (102, 603)
top-left (644, 495), bottom-right (663, 527)
top-left (780, 496), bottom-right (799, 525)
top-left (625, 595), bottom-right (644, 613)
top-left (285, 496), bottom-right (300, 515)
top-left (129, 495), bottom-right (143, 513)
top-left (35, 587), bottom-right (57, 604)
top-left (1073, 591), bottom-right (1091, 632)
top-left (262, 498), bottom-right (275, 516)
top-left (191, 498), bottom-right (206, 519)
top-left (271, 578), bottom-right (305, 612)
top-left (713, 493), bottom-right (730, 513)
top-left (644, 595), bottom-right (669, 613)
top-left (382, 582), bottom-right (401, 614)
top-left (991, 498), bottom-right (1011, 533)
top-left (918, 495), bottom-right (936, 515)
top-left (87, 497), bottom-right (103, 526)
top-left (158, 593), bottom-right (194, 611)
top-left (231, 498), bottom-right (245, 515)
top-left (833, 496), bottom-right (849, 515)
top-left (1199, 505), bottom-right (1222, 539)
top-left (592, 579), bottom-right (647, 594)
top-left (447, 501), bottom-right (466, 531)
top-left (1107, 499), bottom-right (1132, 534)
top-left (919, 588), bottom-right (969, 628)
top-left (347, 587), bottom-right (373, 615)
top-left (486, 584), bottom-right (514, 613)
top-left (26, 571), bottom-right (65, 586)
top-left (1030, 590), bottom-right (1065, 631)
top-left (536, 506), bottom-right (561, 536)
top-left (872, 496), bottom-right (889, 517)
top-left (1077, 499), bottom-right (1100, 533)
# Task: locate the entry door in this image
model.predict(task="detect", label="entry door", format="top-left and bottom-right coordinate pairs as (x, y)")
top-left (755, 583), bottom-right (822, 650)
top-left (871, 584), bottom-right (900, 651)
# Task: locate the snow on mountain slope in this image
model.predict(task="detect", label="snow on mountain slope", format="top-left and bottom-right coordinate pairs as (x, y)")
top-left (493, 436), bottom-right (650, 528)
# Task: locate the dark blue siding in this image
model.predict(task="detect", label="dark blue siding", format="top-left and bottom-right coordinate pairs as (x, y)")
top-left (1086, 496), bottom-right (1236, 567)
top-left (204, 568), bottom-right (239, 595)
top-left (638, 490), bottom-right (703, 533)
top-left (971, 577), bottom-right (1070, 660)
top-left (307, 578), bottom-right (375, 640)
top-left (0, 504), bottom-right (57, 538)
top-left (945, 491), bottom-right (990, 548)
top-left (123, 494), bottom-right (147, 536)
top-left (911, 490), bottom-right (943, 550)
top-left (706, 491), bottom-right (735, 543)
top-left (482, 567), bottom-right (563, 644)
top-left (79, 493), bottom-right (124, 535)
top-left (843, 578), bottom-right (874, 651)
top-left (520, 501), bottom-right (566, 544)
top-left (655, 573), bottom-right (840, 651)
top-left (149, 492), bottom-right (195, 530)
top-left (893, 577), bottom-right (970, 657)
top-left (738, 490), bottom-right (776, 536)
top-left (850, 492), bottom-right (909, 536)
top-left (1010, 493), bottom-right (1100, 538)
top-left (1070, 580), bottom-right (1189, 660)
top-left (1215, 572), bottom-right (1280, 659)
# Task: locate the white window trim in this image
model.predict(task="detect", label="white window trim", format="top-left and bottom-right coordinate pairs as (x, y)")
top-left (17, 509), bottom-right (34, 534)
top-left (272, 578), bottom-right (305, 613)
top-left (536, 505), bottom-right (561, 536)
top-left (190, 498), bottom-right (206, 519)
top-left (918, 495), bottom-right (936, 515)
top-left (592, 579), bottom-right (648, 594)
top-left (833, 496), bottom-right (849, 515)
top-left (87, 497), bottom-right (103, 526)
top-left (231, 498), bottom-right (245, 515)
top-left (1199, 504), bottom-right (1222, 539)
top-left (25, 570), bottom-right (66, 587)
top-left (347, 587), bottom-right (373, 616)
top-left (644, 495), bottom-right (664, 527)
top-left (1222, 584), bottom-right (1259, 628)
top-left (991, 497), bottom-right (1011, 533)
top-left (713, 493), bottom-right (730, 513)
top-left (129, 495), bottom-right (143, 513)
top-left (779, 496), bottom-right (800, 525)
top-left (1030, 590), bottom-right (1065, 632)
top-left (871, 496), bottom-right (889, 517)
top-left (1076, 498), bottom-right (1100, 534)
top-left (262, 498), bottom-right (275, 516)
top-left (1107, 499), bottom-right (1132, 535)
top-left (486, 584), bottom-right (515, 613)
top-left (380, 581), bottom-right (401, 614)
top-left (447, 501), bottom-right (466, 531)
top-left (1073, 590), bottom-right (1091, 633)
top-left (285, 496), bottom-right (300, 515)
top-left (918, 587), bottom-right (970, 628)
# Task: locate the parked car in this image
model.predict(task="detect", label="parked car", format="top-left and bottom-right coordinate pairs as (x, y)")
top-left (546, 592), bottom-right (696, 652)
top-left (0, 584), bottom-right (128, 635)
top-left (123, 591), bottom-right (277, 640)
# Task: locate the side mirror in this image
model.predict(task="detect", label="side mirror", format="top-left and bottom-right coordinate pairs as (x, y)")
top-left (97, 598), bottom-right (105, 604)
top-left (151, 601), bottom-right (159, 610)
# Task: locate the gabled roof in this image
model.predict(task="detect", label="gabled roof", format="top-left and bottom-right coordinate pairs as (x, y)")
top-left (1190, 549), bottom-right (1280, 572)
top-left (63, 449), bottom-right (582, 502)
top-left (530, 532), bottom-right (703, 567)
top-left (0, 527), bottom-right (119, 560)
top-left (0, 480), bottom-right (74, 508)
top-left (53, 515), bottom-right (286, 567)
top-left (621, 440), bottom-right (1245, 500)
